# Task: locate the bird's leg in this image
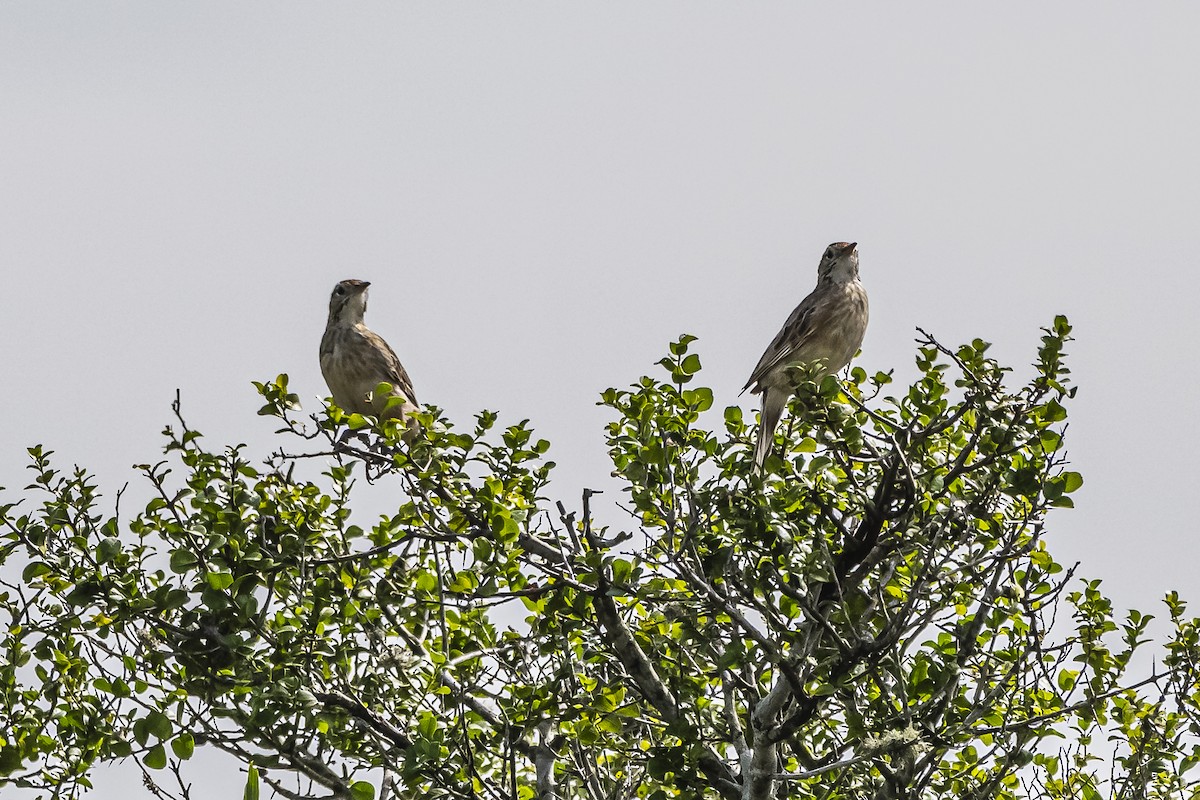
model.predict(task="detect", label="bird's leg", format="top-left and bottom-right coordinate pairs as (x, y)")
top-left (334, 427), bottom-right (355, 450)
top-left (332, 426), bottom-right (374, 456)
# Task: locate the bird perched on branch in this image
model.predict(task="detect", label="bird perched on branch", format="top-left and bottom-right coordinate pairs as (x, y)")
top-left (320, 279), bottom-right (419, 428)
top-left (743, 242), bottom-right (869, 469)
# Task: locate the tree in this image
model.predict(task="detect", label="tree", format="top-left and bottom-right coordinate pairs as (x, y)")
top-left (2, 317), bottom-right (1199, 800)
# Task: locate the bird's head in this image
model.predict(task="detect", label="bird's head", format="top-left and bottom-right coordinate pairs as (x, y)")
top-left (328, 279), bottom-right (371, 324)
top-left (817, 242), bottom-right (859, 284)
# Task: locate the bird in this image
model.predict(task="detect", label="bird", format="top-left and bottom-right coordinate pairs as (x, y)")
top-left (320, 279), bottom-right (420, 429)
top-left (743, 242), bottom-right (869, 469)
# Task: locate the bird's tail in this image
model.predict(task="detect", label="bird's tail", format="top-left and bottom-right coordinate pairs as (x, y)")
top-left (753, 390), bottom-right (787, 470)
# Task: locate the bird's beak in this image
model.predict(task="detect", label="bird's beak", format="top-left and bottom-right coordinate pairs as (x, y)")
top-left (846, 242), bottom-right (858, 252)
top-left (359, 281), bottom-right (371, 290)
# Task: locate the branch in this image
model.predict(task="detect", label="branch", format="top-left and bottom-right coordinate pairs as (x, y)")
top-left (534, 721), bottom-right (559, 800)
top-left (971, 671), bottom-right (1170, 736)
top-left (744, 675), bottom-right (795, 800)
top-left (314, 691), bottom-right (412, 749)
top-left (573, 493), bottom-right (740, 799)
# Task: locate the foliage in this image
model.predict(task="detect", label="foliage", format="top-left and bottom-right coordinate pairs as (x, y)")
top-left (2, 317), bottom-right (1199, 799)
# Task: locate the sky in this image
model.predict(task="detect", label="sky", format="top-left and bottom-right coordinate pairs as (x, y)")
top-left (2, 3), bottom-right (1199, 797)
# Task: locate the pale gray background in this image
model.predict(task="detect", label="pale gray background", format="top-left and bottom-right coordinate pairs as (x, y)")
top-left (2, 4), bottom-right (1197, 797)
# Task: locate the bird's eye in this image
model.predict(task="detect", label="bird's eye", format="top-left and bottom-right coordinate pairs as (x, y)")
top-left (335, 286), bottom-right (346, 296)
top-left (825, 249), bottom-right (833, 260)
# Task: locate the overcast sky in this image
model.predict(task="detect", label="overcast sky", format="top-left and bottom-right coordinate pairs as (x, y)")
top-left (3, 4), bottom-right (1199, 797)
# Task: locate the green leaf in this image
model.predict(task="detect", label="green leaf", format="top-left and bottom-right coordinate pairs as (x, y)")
top-left (350, 781), bottom-right (376, 800)
top-left (21, 561), bottom-right (51, 582)
top-left (144, 744), bottom-right (167, 770)
top-left (244, 764), bottom-right (260, 800)
top-left (205, 571), bottom-right (234, 590)
top-left (1038, 399), bottom-right (1068, 423)
top-left (146, 711), bottom-right (173, 741)
top-left (669, 334), bottom-right (698, 355)
top-left (170, 549), bottom-right (198, 573)
top-left (1038, 430), bottom-right (1062, 452)
top-left (96, 536), bottom-right (121, 564)
top-left (0, 747), bottom-right (25, 776)
top-left (171, 734), bottom-right (195, 760)
top-left (682, 387), bottom-right (714, 411)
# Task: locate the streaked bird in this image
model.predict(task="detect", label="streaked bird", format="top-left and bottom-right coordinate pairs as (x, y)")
top-left (320, 279), bottom-right (419, 428)
top-left (743, 242), bottom-right (869, 469)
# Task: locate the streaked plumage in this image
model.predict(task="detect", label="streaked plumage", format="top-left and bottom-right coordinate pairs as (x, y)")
top-left (320, 279), bottom-right (419, 425)
top-left (744, 242), bottom-right (869, 469)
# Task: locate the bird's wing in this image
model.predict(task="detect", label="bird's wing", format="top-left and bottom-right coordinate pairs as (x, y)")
top-left (360, 328), bottom-right (419, 406)
top-left (319, 327), bottom-right (335, 360)
top-left (742, 290), bottom-right (821, 394)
